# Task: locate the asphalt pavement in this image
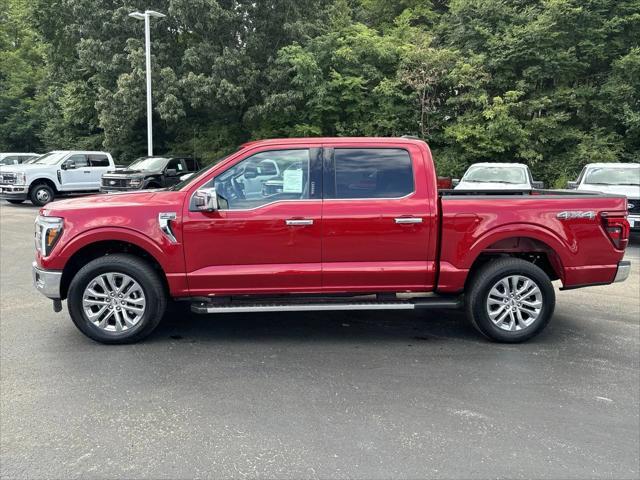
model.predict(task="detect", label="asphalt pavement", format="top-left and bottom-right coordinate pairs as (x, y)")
top-left (1, 202), bottom-right (639, 479)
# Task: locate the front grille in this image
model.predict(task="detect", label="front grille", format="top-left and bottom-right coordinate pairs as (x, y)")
top-left (102, 177), bottom-right (130, 188)
top-left (628, 199), bottom-right (640, 215)
top-left (0, 173), bottom-right (16, 185)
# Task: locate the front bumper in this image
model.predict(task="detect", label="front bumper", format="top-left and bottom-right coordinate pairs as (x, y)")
top-left (628, 214), bottom-right (640, 231)
top-left (0, 185), bottom-right (28, 201)
top-left (32, 262), bottom-right (62, 299)
top-left (613, 260), bottom-right (631, 283)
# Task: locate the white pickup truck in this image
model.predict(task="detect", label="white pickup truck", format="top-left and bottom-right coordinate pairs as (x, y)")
top-left (569, 162), bottom-right (640, 230)
top-left (0, 150), bottom-right (115, 206)
top-left (453, 162), bottom-right (544, 190)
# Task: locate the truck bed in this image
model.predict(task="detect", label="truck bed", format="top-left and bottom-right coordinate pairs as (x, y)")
top-left (436, 189), bottom-right (628, 292)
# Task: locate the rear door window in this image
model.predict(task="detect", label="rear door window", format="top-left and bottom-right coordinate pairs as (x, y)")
top-left (333, 148), bottom-right (413, 199)
top-left (88, 154), bottom-right (109, 167)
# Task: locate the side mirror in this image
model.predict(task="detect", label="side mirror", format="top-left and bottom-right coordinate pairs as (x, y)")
top-left (567, 181), bottom-right (577, 190)
top-left (62, 160), bottom-right (76, 170)
top-left (193, 187), bottom-right (218, 212)
top-left (452, 178), bottom-right (460, 187)
top-left (180, 173), bottom-right (194, 182)
top-left (532, 181), bottom-right (544, 189)
top-left (166, 168), bottom-right (178, 177)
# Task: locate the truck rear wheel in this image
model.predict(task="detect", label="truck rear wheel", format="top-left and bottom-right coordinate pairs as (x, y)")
top-left (29, 183), bottom-right (54, 206)
top-left (67, 254), bottom-right (166, 344)
top-left (466, 258), bottom-right (555, 343)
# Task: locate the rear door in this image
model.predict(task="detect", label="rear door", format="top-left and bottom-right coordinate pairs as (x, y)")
top-left (87, 154), bottom-right (111, 189)
top-left (321, 143), bottom-right (436, 293)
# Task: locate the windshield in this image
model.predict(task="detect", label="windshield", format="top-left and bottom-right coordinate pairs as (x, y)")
top-left (584, 167), bottom-right (640, 186)
top-left (463, 166), bottom-right (527, 184)
top-left (33, 152), bottom-right (66, 165)
top-left (127, 157), bottom-right (169, 171)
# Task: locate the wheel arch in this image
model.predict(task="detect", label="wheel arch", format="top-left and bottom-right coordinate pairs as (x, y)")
top-left (59, 233), bottom-right (170, 300)
top-left (29, 177), bottom-right (59, 194)
top-left (463, 225), bottom-right (570, 286)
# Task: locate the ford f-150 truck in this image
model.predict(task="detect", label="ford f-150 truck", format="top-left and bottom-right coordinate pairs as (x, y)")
top-left (100, 156), bottom-right (200, 193)
top-left (31, 137), bottom-right (631, 344)
top-left (0, 150), bottom-right (115, 206)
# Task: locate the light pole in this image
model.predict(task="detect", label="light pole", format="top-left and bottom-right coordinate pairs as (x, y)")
top-left (129, 10), bottom-right (165, 157)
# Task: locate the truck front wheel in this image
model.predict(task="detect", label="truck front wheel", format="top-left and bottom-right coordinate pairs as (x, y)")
top-left (466, 258), bottom-right (555, 343)
top-left (67, 254), bottom-right (167, 344)
top-left (29, 183), bottom-right (54, 206)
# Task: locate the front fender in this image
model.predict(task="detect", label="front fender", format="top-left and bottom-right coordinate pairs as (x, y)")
top-left (27, 172), bottom-right (60, 189)
top-left (40, 226), bottom-right (183, 274)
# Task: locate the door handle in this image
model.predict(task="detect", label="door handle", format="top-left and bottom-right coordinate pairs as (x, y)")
top-left (83, 170), bottom-right (91, 173)
top-left (394, 217), bottom-right (423, 224)
top-left (285, 219), bottom-right (314, 226)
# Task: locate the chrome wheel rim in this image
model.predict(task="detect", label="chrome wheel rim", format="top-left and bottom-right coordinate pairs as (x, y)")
top-left (36, 189), bottom-right (50, 203)
top-left (486, 275), bottom-right (543, 331)
top-left (82, 272), bottom-right (146, 333)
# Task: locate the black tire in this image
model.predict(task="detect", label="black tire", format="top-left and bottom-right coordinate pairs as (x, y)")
top-left (29, 183), bottom-right (55, 206)
top-left (466, 258), bottom-right (555, 343)
top-left (7, 200), bottom-right (24, 204)
top-left (67, 254), bottom-right (167, 344)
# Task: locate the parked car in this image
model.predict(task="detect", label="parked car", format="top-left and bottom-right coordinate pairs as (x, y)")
top-left (0, 153), bottom-right (39, 166)
top-left (0, 150), bottom-right (115, 206)
top-left (454, 163), bottom-right (543, 190)
top-left (32, 137), bottom-right (630, 344)
top-left (100, 156), bottom-right (200, 193)
top-left (568, 163), bottom-right (640, 230)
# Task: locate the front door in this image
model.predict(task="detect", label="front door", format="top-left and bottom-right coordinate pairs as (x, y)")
top-left (59, 154), bottom-right (89, 190)
top-left (321, 144), bottom-right (436, 293)
top-left (182, 147), bottom-right (323, 296)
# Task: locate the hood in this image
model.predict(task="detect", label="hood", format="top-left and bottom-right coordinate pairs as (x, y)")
top-left (455, 181), bottom-right (531, 190)
top-left (103, 168), bottom-right (160, 176)
top-left (42, 191), bottom-right (166, 214)
top-left (0, 163), bottom-right (47, 173)
top-left (577, 183), bottom-right (640, 199)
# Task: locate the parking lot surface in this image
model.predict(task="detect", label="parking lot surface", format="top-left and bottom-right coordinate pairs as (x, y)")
top-left (1, 202), bottom-right (639, 479)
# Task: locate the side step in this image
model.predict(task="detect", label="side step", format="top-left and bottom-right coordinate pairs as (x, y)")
top-left (191, 297), bottom-right (462, 314)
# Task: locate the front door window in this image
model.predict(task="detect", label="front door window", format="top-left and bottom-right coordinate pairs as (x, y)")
top-left (213, 149), bottom-right (310, 210)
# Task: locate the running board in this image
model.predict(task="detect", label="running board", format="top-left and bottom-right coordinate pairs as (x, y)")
top-left (191, 297), bottom-right (462, 314)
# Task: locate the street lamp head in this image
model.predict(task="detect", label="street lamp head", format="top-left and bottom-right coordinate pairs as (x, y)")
top-left (146, 10), bottom-right (166, 18)
top-left (128, 11), bottom-right (145, 20)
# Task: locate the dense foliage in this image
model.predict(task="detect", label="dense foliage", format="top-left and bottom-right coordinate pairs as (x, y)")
top-left (1, 0), bottom-right (638, 185)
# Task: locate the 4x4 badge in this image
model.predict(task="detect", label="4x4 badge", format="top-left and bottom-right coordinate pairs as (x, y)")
top-left (557, 211), bottom-right (596, 220)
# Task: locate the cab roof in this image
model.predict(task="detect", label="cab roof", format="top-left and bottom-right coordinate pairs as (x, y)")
top-left (239, 137), bottom-right (429, 149)
top-left (466, 162), bottom-right (528, 168)
top-left (584, 163), bottom-right (640, 169)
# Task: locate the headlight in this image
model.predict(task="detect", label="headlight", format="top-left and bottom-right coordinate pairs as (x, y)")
top-left (129, 178), bottom-right (142, 188)
top-left (35, 215), bottom-right (64, 256)
top-left (15, 172), bottom-right (26, 185)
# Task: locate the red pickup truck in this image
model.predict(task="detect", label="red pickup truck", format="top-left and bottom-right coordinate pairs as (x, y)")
top-left (32, 137), bottom-right (631, 344)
